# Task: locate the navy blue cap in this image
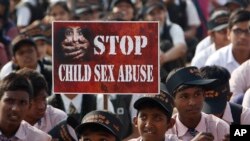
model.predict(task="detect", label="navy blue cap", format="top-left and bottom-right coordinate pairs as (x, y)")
top-left (134, 85), bottom-right (174, 118)
top-left (11, 35), bottom-right (36, 54)
top-left (166, 66), bottom-right (217, 96)
top-left (75, 110), bottom-right (123, 141)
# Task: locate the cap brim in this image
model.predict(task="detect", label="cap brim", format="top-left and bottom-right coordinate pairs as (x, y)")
top-left (32, 36), bottom-right (48, 42)
top-left (76, 122), bottom-right (117, 139)
top-left (146, 4), bottom-right (165, 14)
top-left (13, 39), bottom-right (36, 53)
top-left (202, 99), bottom-right (227, 114)
top-left (212, 24), bottom-right (228, 31)
top-left (134, 97), bottom-right (171, 113)
top-left (183, 79), bottom-right (217, 87)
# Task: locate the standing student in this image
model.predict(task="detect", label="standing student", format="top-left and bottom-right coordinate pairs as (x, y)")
top-left (0, 72), bottom-right (51, 140)
top-left (129, 83), bottom-right (178, 141)
top-left (165, 66), bottom-right (229, 141)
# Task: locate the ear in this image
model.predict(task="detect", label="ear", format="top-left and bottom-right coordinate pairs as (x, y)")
top-left (208, 31), bottom-right (215, 39)
top-left (12, 56), bottom-right (18, 64)
top-left (133, 117), bottom-right (138, 127)
top-left (166, 118), bottom-right (175, 130)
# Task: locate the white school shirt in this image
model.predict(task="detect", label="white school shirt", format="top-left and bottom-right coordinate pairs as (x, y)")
top-left (191, 43), bottom-right (216, 68)
top-left (128, 134), bottom-right (179, 141)
top-left (230, 59), bottom-right (250, 102)
top-left (205, 44), bottom-right (240, 74)
top-left (222, 102), bottom-right (250, 125)
top-left (34, 105), bottom-right (67, 132)
top-left (166, 112), bottom-right (229, 141)
top-left (0, 120), bottom-right (51, 141)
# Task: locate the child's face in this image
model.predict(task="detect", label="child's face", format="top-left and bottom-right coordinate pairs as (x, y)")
top-left (134, 107), bottom-right (173, 141)
top-left (79, 130), bottom-right (116, 141)
top-left (25, 89), bottom-right (48, 122)
top-left (174, 86), bottom-right (204, 119)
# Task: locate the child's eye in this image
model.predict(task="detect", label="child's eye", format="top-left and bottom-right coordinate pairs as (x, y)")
top-left (140, 115), bottom-right (147, 121)
top-left (180, 95), bottom-right (188, 99)
top-left (155, 116), bottom-right (163, 121)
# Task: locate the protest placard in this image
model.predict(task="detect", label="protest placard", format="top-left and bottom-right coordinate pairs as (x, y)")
top-left (53, 21), bottom-right (159, 94)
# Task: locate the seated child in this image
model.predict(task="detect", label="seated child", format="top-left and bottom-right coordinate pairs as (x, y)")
top-left (75, 110), bottom-right (123, 141)
top-left (129, 83), bottom-right (178, 141)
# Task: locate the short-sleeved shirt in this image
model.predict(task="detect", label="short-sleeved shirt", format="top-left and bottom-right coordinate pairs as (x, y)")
top-left (222, 102), bottom-right (250, 125)
top-left (242, 88), bottom-right (250, 108)
top-left (166, 112), bottom-right (229, 141)
top-left (230, 60), bottom-right (250, 101)
top-left (191, 43), bottom-right (216, 68)
top-left (194, 36), bottom-right (213, 55)
top-left (185, 0), bottom-right (201, 26)
top-left (168, 22), bottom-right (186, 46)
top-left (34, 105), bottom-right (67, 132)
top-left (205, 44), bottom-right (240, 74)
top-left (0, 120), bottom-right (51, 141)
top-left (128, 134), bottom-right (179, 141)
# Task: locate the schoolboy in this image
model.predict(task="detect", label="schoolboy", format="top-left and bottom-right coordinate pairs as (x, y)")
top-left (75, 110), bottom-right (123, 141)
top-left (17, 68), bottom-right (67, 132)
top-left (200, 65), bottom-right (250, 125)
top-left (165, 66), bottom-right (229, 141)
top-left (0, 72), bottom-right (51, 140)
top-left (129, 83), bottom-right (178, 141)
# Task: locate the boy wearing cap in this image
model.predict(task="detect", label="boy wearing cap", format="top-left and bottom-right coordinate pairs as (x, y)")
top-left (129, 85), bottom-right (178, 141)
top-left (0, 35), bottom-right (52, 94)
top-left (0, 72), bottom-right (51, 141)
top-left (200, 65), bottom-right (250, 125)
top-left (75, 110), bottom-right (123, 141)
top-left (109, 0), bottom-right (135, 21)
top-left (165, 66), bottom-right (229, 141)
top-left (191, 9), bottom-right (231, 68)
top-left (205, 9), bottom-right (250, 74)
top-left (142, 1), bottom-right (187, 81)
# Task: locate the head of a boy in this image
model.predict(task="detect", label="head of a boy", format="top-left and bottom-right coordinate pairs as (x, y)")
top-left (76, 110), bottom-right (123, 141)
top-left (165, 67), bottom-right (217, 119)
top-left (11, 35), bottom-right (38, 69)
top-left (0, 73), bottom-right (33, 133)
top-left (200, 65), bottom-right (231, 118)
top-left (17, 68), bottom-right (48, 124)
top-left (133, 88), bottom-right (174, 141)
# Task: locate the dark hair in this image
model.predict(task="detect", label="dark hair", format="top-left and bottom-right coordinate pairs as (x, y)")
top-left (228, 8), bottom-right (250, 29)
top-left (0, 72), bottom-right (33, 100)
top-left (16, 68), bottom-right (48, 98)
top-left (200, 65), bottom-right (230, 86)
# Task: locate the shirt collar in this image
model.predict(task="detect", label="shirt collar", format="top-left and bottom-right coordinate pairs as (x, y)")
top-left (175, 113), bottom-right (207, 137)
top-left (61, 94), bottom-right (83, 113)
top-left (13, 121), bottom-right (27, 140)
top-left (0, 122), bottom-right (26, 140)
top-left (227, 44), bottom-right (239, 65)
